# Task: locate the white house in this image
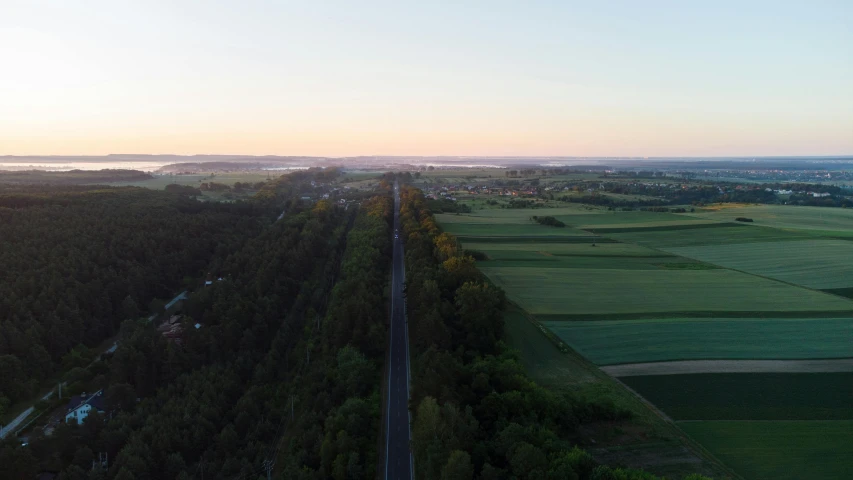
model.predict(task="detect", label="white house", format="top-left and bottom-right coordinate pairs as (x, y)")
top-left (65, 390), bottom-right (106, 424)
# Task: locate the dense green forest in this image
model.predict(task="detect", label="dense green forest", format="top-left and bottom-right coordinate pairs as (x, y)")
top-left (0, 170), bottom-right (152, 185)
top-left (275, 190), bottom-right (394, 479)
top-left (0, 171), bottom-right (396, 480)
top-left (0, 171), bottom-right (360, 479)
top-left (0, 185), bottom-right (270, 411)
top-left (398, 186), bottom-right (711, 480)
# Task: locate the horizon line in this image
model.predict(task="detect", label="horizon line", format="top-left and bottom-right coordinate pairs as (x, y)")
top-left (2, 154), bottom-right (853, 160)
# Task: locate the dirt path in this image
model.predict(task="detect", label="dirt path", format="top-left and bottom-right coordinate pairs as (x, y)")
top-left (603, 358), bottom-right (853, 377)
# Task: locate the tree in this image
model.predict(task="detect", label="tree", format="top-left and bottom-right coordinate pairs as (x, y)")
top-left (121, 296), bottom-right (140, 320)
top-left (508, 442), bottom-right (548, 479)
top-left (105, 383), bottom-right (137, 413)
top-left (114, 467), bottom-right (136, 480)
top-left (454, 282), bottom-right (505, 354)
top-left (0, 355), bottom-right (26, 402)
top-left (335, 346), bottom-right (373, 398)
top-left (71, 446), bottom-right (94, 469)
top-left (0, 444), bottom-right (38, 480)
top-left (441, 450), bottom-right (473, 480)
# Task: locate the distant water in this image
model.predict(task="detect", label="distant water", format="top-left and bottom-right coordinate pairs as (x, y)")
top-left (422, 163), bottom-right (506, 169)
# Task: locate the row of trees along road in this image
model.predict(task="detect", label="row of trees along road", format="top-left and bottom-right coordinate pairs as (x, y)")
top-left (398, 185), bottom-right (712, 480)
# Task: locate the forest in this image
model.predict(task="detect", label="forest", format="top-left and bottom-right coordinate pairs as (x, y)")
top-left (0, 171), bottom-right (398, 480)
top-left (0, 185), bottom-right (270, 412)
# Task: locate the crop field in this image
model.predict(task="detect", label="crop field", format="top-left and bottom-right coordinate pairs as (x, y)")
top-left (480, 266), bottom-right (853, 317)
top-left (457, 235), bottom-right (614, 244)
top-left (668, 239), bottom-right (853, 289)
top-left (553, 212), bottom-right (714, 227)
top-left (480, 255), bottom-right (719, 270)
top-left (606, 224), bottom-right (818, 248)
top-left (479, 255), bottom-right (710, 270)
top-left (589, 222), bottom-right (741, 234)
top-left (440, 223), bottom-right (594, 237)
top-left (689, 204), bottom-right (853, 236)
top-left (603, 359), bottom-right (853, 376)
top-left (103, 172), bottom-right (274, 189)
top-left (462, 241), bottom-right (665, 257)
top-left (544, 317), bottom-right (853, 365)
top-left (435, 213), bottom-right (537, 224)
top-left (436, 201), bottom-right (853, 480)
top-left (679, 421), bottom-right (853, 480)
top-left (447, 205), bottom-right (605, 219)
top-left (621, 373), bottom-right (853, 420)
top-left (578, 220), bottom-right (724, 231)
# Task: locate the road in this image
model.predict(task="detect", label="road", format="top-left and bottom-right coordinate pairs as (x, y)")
top-left (384, 182), bottom-right (414, 480)
top-left (0, 388), bottom-right (58, 439)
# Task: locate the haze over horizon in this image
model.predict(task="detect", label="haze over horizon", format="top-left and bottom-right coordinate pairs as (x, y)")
top-left (2, 0), bottom-right (851, 157)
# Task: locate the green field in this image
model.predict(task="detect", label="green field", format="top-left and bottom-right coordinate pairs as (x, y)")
top-left (480, 267), bottom-right (853, 317)
top-left (436, 197), bottom-right (853, 480)
top-left (479, 254), bottom-right (712, 270)
top-left (440, 222), bottom-right (594, 237)
top-left (103, 172), bottom-right (274, 189)
top-left (457, 235), bottom-right (613, 244)
top-left (553, 212), bottom-right (713, 227)
top-left (463, 241), bottom-right (666, 257)
top-left (622, 373), bottom-right (853, 420)
top-left (680, 420), bottom-right (853, 480)
top-left (436, 213), bottom-right (538, 224)
top-left (544, 317), bottom-right (853, 365)
top-left (607, 225), bottom-right (817, 248)
top-left (668, 239), bottom-right (853, 289)
top-left (441, 205), bottom-right (605, 220)
top-left (689, 204), bottom-right (853, 236)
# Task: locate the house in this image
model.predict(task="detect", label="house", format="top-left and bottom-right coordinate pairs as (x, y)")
top-left (158, 315), bottom-right (185, 345)
top-left (65, 390), bottom-right (105, 424)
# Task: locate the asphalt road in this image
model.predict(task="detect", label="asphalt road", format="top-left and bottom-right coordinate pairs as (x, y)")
top-left (384, 183), bottom-right (414, 480)
top-left (0, 388), bottom-right (57, 440)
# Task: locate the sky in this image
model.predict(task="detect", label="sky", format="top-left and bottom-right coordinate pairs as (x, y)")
top-left (1, 0), bottom-right (851, 157)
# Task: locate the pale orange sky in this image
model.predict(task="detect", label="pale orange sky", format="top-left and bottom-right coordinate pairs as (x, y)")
top-left (2, 1), bottom-right (851, 157)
